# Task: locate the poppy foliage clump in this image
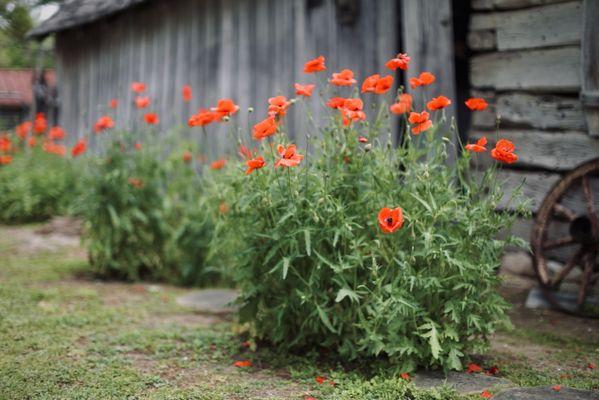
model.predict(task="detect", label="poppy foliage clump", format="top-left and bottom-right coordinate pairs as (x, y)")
top-left (221, 53), bottom-right (524, 372)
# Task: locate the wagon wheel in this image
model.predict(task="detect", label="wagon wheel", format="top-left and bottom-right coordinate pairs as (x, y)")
top-left (531, 158), bottom-right (599, 318)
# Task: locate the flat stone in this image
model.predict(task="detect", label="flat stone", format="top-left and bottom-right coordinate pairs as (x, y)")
top-left (413, 370), bottom-right (515, 395)
top-left (494, 386), bottom-right (599, 400)
top-left (525, 287), bottom-right (599, 312)
top-left (175, 289), bottom-right (239, 314)
top-left (501, 251), bottom-right (534, 277)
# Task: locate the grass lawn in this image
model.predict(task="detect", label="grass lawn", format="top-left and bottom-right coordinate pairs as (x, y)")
top-left (0, 224), bottom-right (597, 399)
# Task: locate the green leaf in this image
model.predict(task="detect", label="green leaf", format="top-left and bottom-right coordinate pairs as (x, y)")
top-left (282, 257), bottom-right (290, 280)
top-left (316, 305), bottom-right (336, 333)
top-left (335, 288), bottom-right (359, 303)
top-left (304, 229), bottom-right (311, 256)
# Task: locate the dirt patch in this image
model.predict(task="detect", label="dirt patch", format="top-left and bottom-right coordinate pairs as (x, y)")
top-left (1, 224), bottom-right (84, 257)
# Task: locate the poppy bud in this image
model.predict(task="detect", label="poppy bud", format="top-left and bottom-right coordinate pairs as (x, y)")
top-left (364, 144), bottom-right (372, 152)
top-left (247, 107), bottom-right (254, 113)
top-left (222, 115), bottom-right (231, 122)
top-left (289, 98), bottom-right (297, 104)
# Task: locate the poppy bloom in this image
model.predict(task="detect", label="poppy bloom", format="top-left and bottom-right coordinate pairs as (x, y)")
top-left (361, 74), bottom-right (393, 94)
top-left (238, 145), bottom-right (254, 160)
top-left (210, 159), bottom-right (227, 170)
top-left (128, 177), bottom-right (143, 188)
top-left (490, 139), bottom-right (518, 164)
top-left (305, 397), bottom-right (317, 400)
top-left (485, 366), bottom-right (499, 376)
top-left (467, 363), bottom-right (483, 374)
top-left (329, 69), bottom-right (357, 86)
top-left (358, 136), bottom-right (368, 143)
top-left (378, 207), bottom-right (404, 233)
top-left (588, 363), bottom-right (596, 370)
top-left (71, 139), bottom-right (87, 157)
top-left (294, 83), bottom-right (315, 97)
top-left (245, 156), bottom-right (266, 175)
top-left (134, 142), bottom-right (142, 151)
top-left (109, 99), bottom-right (118, 109)
top-left (234, 360), bottom-right (252, 368)
top-left (252, 116), bottom-right (278, 140)
top-left (465, 137), bottom-right (487, 153)
top-left (188, 109), bottom-right (215, 127)
top-left (275, 144), bottom-right (303, 168)
top-left (426, 95), bottom-right (451, 111)
top-left (268, 95), bottom-right (292, 117)
top-left (16, 121), bottom-right (32, 139)
top-left (43, 141), bottom-right (66, 157)
top-left (385, 53), bottom-right (410, 71)
top-left (400, 373), bottom-right (411, 381)
top-left (144, 112), bottom-right (159, 125)
top-left (327, 97), bottom-right (346, 109)
top-left (28, 136), bottom-right (36, 147)
top-left (94, 115), bottom-right (115, 133)
top-left (303, 55), bottom-right (326, 73)
top-left (48, 126), bottom-right (66, 140)
top-left (33, 113), bottom-right (47, 134)
top-left (135, 96), bottom-right (150, 109)
top-left (0, 135), bottom-right (11, 152)
top-left (0, 155), bottom-right (12, 165)
top-left (409, 72), bottom-right (436, 89)
top-left (131, 82), bottom-right (146, 93)
top-left (408, 111), bottom-right (432, 134)
top-left (315, 376), bottom-right (326, 384)
top-left (182, 151), bottom-right (193, 163)
top-left (182, 85), bottom-right (192, 102)
top-left (465, 97), bottom-right (488, 111)
top-left (552, 385), bottom-right (561, 392)
top-left (219, 201), bottom-right (229, 215)
top-left (390, 93), bottom-right (413, 115)
top-left (212, 98), bottom-right (239, 121)
top-left (481, 390), bottom-right (493, 399)
top-left (340, 98), bottom-right (366, 126)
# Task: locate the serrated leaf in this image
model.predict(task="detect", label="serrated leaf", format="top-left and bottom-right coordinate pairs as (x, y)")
top-left (335, 288), bottom-right (359, 303)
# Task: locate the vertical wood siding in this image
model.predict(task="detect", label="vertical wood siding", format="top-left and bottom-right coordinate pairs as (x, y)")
top-left (55, 0), bottom-right (403, 153)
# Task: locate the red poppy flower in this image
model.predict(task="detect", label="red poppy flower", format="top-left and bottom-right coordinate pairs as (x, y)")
top-left (233, 360), bottom-right (252, 368)
top-left (327, 97), bottom-right (346, 109)
top-left (252, 116), bottom-right (278, 140)
top-left (33, 113), bottom-right (47, 135)
top-left (304, 55), bottom-right (326, 73)
top-left (43, 141), bottom-right (66, 157)
top-left (238, 145), bottom-right (254, 160)
top-left (188, 109), bottom-right (215, 127)
top-left (467, 363), bottom-right (483, 374)
top-left (315, 376), bottom-right (326, 384)
top-left (219, 202), bottom-right (229, 215)
top-left (94, 115), bottom-right (115, 133)
top-left (182, 151), bottom-right (192, 163)
top-left (212, 98), bottom-right (239, 121)
top-left (134, 142), bottom-right (142, 151)
top-left (144, 112), bottom-right (159, 125)
top-left (361, 74), bottom-right (393, 94)
top-left (426, 95), bottom-right (451, 111)
top-left (275, 144), bottom-right (303, 168)
top-left (485, 366), bottom-right (499, 376)
top-left (135, 96), bottom-right (150, 109)
top-left (552, 385), bottom-right (561, 392)
top-left (465, 97), bottom-right (488, 111)
top-left (340, 98), bottom-right (366, 126)
top-left (71, 139), bottom-right (87, 157)
top-left (0, 154), bottom-right (12, 165)
top-left (390, 93), bottom-right (413, 115)
top-left (131, 81), bottom-right (146, 93)
top-left (295, 83), bottom-right (315, 97)
top-left (358, 136), bottom-right (368, 143)
top-left (211, 159), bottom-right (227, 170)
top-left (245, 156), bottom-right (266, 175)
top-left (330, 69), bottom-right (356, 86)
top-left (48, 126), bottom-right (66, 141)
top-left (378, 207), bottom-right (404, 233)
top-left (385, 53), bottom-right (410, 71)
top-left (109, 99), bottom-right (118, 109)
top-left (128, 177), bottom-right (143, 188)
top-left (28, 136), bottom-right (36, 148)
top-left (400, 373), bottom-right (411, 381)
top-left (465, 137), bottom-right (487, 153)
top-left (182, 85), bottom-right (192, 102)
top-left (588, 363), bottom-right (596, 370)
top-left (0, 135), bottom-right (11, 152)
top-left (305, 397), bottom-right (317, 400)
top-left (15, 121), bottom-right (32, 139)
top-left (409, 72), bottom-right (436, 89)
top-left (268, 95), bottom-right (292, 117)
top-left (490, 139), bottom-right (518, 164)
top-left (481, 390), bottom-right (493, 399)
top-left (408, 111), bottom-right (432, 134)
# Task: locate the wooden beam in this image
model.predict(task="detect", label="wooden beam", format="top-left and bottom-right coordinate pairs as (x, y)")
top-left (581, 0), bottom-right (599, 136)
top-left (472, 0), bottom-right (570, 11)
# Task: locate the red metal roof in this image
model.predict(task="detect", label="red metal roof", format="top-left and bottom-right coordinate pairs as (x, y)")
top-left (0, 69), bottom-right (55, 108)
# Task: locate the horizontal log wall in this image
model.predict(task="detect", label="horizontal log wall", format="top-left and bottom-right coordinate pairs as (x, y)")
top-left (468, 0), bottom-right (598, 246)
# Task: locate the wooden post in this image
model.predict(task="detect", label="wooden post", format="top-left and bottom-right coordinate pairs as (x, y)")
top-left (581, 0), bottom-right (599, 137)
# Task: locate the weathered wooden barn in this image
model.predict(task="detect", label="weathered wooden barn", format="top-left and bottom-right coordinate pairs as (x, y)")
top-left (29, 0), bottom-right (598, 249)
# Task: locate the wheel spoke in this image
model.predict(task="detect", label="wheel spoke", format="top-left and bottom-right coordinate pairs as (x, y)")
top-left (582, 176), bottom-right (599, 232)
top-left (553, 203), bottom-right (576, 222)
top-left (577, 252), bottom-right (595, 308)
top-left (543, 236), bottom-right (576, 250)
top-left (551, 246), bottom-right (584, 289)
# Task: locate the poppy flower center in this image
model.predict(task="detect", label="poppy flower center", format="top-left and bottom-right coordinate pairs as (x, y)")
top-left (385, 217), bottom-right (394, 226)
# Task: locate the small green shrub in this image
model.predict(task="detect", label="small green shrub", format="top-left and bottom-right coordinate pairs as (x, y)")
top-left (0, 147), bottom-right (79, 223)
